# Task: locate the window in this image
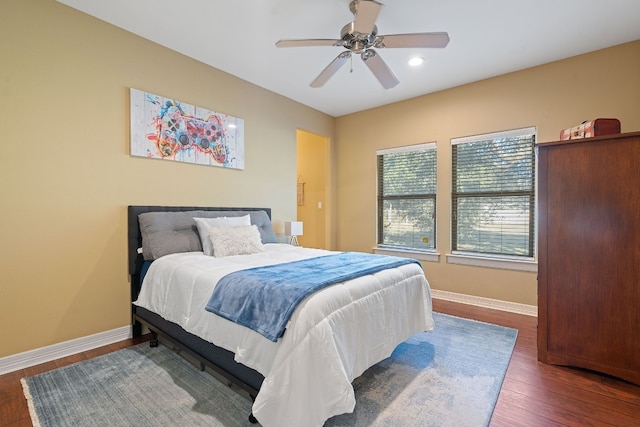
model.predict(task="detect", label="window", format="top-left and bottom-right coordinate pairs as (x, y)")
top-left (377, 143), bottom-right (437, 251)
top-left (451, 127), bottom-right (535, 258)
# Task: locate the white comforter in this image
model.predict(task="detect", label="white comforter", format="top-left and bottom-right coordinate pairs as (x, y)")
top-left (134, 244), bottom-right (433, 427)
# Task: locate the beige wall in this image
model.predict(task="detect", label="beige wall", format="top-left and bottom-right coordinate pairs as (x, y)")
top-left (0, 0), bottom-right (334, 358)
top-left (2, 0), bottom-right (638, 359)
top-left (334, 40), bottom-right (640, 305)
top-left (296, 130), bottom-right (329, 249)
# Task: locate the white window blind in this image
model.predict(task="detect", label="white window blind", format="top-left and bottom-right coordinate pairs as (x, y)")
top-left (377, 143), bottom-right (437, 251)
top-left (451, 127), bottom-right (536, 257)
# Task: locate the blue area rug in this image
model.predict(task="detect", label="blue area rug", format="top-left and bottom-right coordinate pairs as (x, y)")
top-left (22, 313), bottom-right (517, 427)
top-left (327, 313), bottom-right (517, 426)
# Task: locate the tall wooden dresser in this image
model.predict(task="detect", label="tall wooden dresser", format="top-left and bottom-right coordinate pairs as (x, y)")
top-left (537, 131), bottom-right (640, 385)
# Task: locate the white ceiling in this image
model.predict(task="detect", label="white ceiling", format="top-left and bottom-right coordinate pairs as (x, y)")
top-left (58, 0), bottom-right (640, 117)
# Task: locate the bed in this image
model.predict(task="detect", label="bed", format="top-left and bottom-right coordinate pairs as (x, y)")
top-left (128, 205), bottom-right (434, 427)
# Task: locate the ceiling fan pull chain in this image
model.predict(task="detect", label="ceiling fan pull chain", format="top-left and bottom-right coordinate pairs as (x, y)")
top-left (350, 54), bottom-right (353, 73)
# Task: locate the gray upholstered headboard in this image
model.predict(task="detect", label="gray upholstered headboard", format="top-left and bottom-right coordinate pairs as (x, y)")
top-left (127, 206), bottom-right (273, 278)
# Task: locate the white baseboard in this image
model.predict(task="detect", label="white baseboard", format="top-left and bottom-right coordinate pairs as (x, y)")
top-left (432, 289), bottom-right (537, 317)
top-left (1, 292), bottom-right (535, 376)
top-left (0, 326), bottom-right (132, 376)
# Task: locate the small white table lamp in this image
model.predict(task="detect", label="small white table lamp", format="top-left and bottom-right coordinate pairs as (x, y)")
top-left (285, 221), bottom-right (303, 246)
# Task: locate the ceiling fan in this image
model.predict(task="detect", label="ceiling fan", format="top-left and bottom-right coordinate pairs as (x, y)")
top-left (275, 0), bottom-right (450, 89)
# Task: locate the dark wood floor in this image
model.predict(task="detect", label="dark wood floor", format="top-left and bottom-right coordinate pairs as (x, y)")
top-left (1, 300), bottom-right (639, 426)
top-left (433, 300), bottom-right (640, 427)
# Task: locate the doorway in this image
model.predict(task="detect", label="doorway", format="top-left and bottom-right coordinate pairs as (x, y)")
top-left (296, 130), bottom-right (329, 249)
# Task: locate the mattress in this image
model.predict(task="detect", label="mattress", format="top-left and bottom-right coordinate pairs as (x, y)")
top-left (134, 243), bottom-right (434, 427)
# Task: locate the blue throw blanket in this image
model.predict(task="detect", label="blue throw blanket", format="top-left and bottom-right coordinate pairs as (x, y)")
top-left (205, 252), bottom-right (421, 342)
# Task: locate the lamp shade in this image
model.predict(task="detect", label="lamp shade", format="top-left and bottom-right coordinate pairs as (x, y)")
top-left (285, 221), bottom-right (303, 236)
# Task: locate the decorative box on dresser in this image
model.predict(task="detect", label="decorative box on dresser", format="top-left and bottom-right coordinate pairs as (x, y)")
top-left (537, 131), bottom-right (640, 386)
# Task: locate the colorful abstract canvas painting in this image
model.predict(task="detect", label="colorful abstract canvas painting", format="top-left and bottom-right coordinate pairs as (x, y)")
top-left (130, 88), bottom-right (244, 169)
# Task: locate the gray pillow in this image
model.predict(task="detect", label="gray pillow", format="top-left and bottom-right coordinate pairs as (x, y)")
top-left (138, 210), bottom-right (277, 260)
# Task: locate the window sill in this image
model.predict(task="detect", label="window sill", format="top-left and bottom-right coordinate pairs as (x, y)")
top-left (446, 253), bottom-right (537, 272)
top-left (373, 247), bottom-right (440, 263)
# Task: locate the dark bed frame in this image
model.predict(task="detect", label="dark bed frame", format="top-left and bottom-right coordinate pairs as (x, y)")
top-left (128, 205), bottom-right (267, 422)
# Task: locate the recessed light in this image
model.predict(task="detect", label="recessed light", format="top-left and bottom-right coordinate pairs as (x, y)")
top-left (408, 56), bottom-right (425, 67)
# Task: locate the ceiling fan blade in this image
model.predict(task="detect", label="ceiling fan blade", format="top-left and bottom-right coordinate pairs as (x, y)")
top-left (352, 0), bottom-right (382, 34)
top-left (361, 49), bottom-right (398, 89)
top-left (376, 32), bottom-right (450, 49)
top-left (276, 39), bottom-right (342, 48)
top-left (310, 52), bottom-right (352, 88)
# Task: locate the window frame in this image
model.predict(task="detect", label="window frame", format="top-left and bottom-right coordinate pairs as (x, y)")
top-left (450, 127), bottom-right (536, 261)
top-left (376, 142), bottom-right (438, 253)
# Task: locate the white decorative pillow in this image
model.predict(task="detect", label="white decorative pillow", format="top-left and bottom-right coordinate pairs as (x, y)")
top-left (209, 225), bottom-right (265, 257)
top-left (194, 215), bottom-right (251, 256)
